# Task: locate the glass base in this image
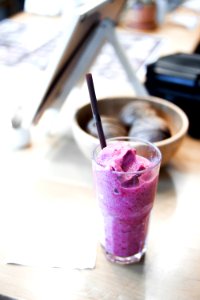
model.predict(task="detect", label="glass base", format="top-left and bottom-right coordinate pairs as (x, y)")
top-left (103, 247), bottom-right (146, 265)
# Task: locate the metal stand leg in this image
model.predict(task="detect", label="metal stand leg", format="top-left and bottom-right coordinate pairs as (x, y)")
top-left (104, 19), bottom-right (148, 96)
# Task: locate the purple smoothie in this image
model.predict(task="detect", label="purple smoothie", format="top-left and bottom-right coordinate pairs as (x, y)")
top-left (93, 141), bottom-right (160, 261)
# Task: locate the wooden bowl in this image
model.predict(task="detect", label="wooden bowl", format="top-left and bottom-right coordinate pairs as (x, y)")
top-left (72, 96), bottom-right (189, 166)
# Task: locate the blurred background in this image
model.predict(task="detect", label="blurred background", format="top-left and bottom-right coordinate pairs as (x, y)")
top-left (0, 0), bottom-right (187, 21)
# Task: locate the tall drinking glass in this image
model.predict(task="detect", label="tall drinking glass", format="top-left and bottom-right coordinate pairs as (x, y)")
top-left (92, 137), bottom-right (161, 264)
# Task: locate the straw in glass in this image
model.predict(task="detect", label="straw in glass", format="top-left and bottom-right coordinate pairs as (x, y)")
top-left (85, 73), bottom-right (107, 149)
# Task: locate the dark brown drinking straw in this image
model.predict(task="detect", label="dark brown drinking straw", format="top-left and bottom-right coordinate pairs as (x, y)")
top-left (86, 73), bottom-right (107, 149)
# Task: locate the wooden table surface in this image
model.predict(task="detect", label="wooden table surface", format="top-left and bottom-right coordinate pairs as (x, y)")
top-left (0, 133), bottom-right (200, 300)
top-left (1, 4), bottom-right (200, 300)
top-left (0, 137), bottom-right (200, 300)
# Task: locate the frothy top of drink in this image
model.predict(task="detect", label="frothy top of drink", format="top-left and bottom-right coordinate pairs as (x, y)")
top-left (96, 142), bottom-right (150, 173)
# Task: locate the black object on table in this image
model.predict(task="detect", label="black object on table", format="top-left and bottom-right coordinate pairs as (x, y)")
top-left (145, 52), bottom-right (200, 139)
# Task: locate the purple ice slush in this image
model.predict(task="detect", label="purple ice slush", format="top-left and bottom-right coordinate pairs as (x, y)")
top-left (93, 138), bottom-right (161, 264)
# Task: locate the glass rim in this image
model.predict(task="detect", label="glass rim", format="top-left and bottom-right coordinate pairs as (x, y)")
top-left (92, 136), bottom-right (162, 174)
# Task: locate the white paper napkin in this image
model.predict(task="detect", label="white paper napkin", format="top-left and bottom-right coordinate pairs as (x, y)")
top-left (0, 177), bottom-right (97, 269)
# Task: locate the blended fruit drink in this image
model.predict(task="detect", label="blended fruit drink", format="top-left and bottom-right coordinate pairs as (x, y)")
top-left (92, 137), bottom-right (161, 264)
